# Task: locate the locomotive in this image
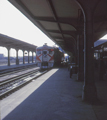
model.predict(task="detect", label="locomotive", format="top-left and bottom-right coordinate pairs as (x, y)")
top-left (36, 43), bottom-right (64, 69)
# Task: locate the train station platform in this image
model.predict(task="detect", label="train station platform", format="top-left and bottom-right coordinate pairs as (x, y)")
top-left (0, 63), bottom-right (37, 71)
top-left (1, 67), bottom-right (107, 120)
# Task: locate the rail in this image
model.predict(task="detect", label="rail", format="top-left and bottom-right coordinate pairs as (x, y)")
top-left (0, 64), bottom-right (37, 77)
top-left (0, 68), bottom-right (48, 99)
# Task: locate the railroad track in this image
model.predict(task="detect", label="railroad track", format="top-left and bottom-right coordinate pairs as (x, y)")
top-left (0, 68), bottom-right (48, 99)
top-left (0, 64), bottom-right (37, 77)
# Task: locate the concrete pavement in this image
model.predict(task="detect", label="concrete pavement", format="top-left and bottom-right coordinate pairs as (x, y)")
top-left (1, 67), bottom-right (107, 120)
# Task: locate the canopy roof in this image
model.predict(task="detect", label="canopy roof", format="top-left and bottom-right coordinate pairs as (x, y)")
top-left (8, 0), bottom-right (107, 55)
top-left (0, 34), bottom-right (37, 52)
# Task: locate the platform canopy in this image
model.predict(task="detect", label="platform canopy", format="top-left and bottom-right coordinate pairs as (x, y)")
top-left (0, 34), bottom-right (37, 52)
top-left (94, 39), bottom-right (107, 50)
top-left (8, 0), bottom-right (107, 55)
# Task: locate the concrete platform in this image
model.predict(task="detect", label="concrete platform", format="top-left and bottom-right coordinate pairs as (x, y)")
top-left (1, 68), bottom-right (107, 120)
top-left (0, 63), bottom-right (36, 71)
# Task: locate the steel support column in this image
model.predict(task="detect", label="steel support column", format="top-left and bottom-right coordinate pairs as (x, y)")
top-left (16, 49), bottom-right (19, 65)
top-left (78, 35), bottom-right (84, 81)
top-left (82, 10), bottom-right (97, 102)
top-left (23, 50), bottom-right (25, 64)
top-left (34, 52), bottom-right (36, 63)
top-left (7, 47), bottom-right (10, 66)
top-left (28, 51), bottom-right (29, 63)
top-left (32, 52), bottom-right (33, 63)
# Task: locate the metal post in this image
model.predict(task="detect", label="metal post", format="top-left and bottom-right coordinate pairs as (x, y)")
top-left (32, 51), bottom-right (33, 63)
top-left (78, 35), bottom-right (84, 81)
top-left (82, 9), bottom-right (97, 103)
top-left (16, 49), bottom-right (19, 65)
top-left (23, 50), bottom-right (25, 64)
top-left (28, 51), bottom-right (29, 64)
top-left (7, 47), bottom-right (10, 66)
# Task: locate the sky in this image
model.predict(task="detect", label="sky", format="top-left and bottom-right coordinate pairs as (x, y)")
top-left (0, 0), bottom-right (55, 56)
top-left (101, 34), bottom-right (107, 39)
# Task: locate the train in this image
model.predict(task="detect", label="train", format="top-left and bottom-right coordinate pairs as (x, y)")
top-left (36, 44), bottom-right (64, 69)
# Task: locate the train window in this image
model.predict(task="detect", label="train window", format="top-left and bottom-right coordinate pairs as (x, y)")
top-left (49, 49), bottom-right (53, 54)
top-left (42, 62), bottom-right (48, 66)
top-left (37, 50), bottom-right (41, 54)
top-left (43, 51), bottom-right (47, 55)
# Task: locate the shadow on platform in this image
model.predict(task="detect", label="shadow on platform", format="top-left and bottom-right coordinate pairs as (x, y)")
top-left (1, 67), bottom-right (107, 120)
